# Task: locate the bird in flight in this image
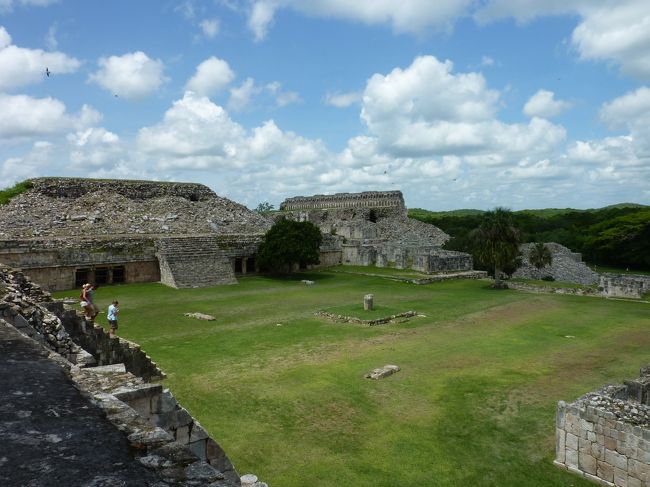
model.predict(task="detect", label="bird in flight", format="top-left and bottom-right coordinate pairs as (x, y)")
top-left (45, 67), bottom-right (50, 77)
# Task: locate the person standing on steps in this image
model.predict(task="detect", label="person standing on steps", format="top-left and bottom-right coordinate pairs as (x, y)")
top-left (85, 283), bottom-right (99, 321)
top-left (107, 300), bottom-right (119, 336)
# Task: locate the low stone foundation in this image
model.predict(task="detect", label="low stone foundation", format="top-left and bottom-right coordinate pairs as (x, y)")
top-left (315, 310), bottom-right (417, 326)
top-left (555, 365), bottom-right (650, 486)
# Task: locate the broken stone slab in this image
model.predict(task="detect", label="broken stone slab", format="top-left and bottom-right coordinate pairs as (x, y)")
top-left (301, 280), bottom-right (315, 285)
top-left (86, 363), bottom-right (127, 374)
top-left (184, 312), bottom-right (216, 321)
top-left (241, 473), bottom-right (258, 485)
top-left (365, 364), bottom-right (400, 380)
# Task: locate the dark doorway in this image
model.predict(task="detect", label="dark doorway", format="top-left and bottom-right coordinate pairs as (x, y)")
top-left (247, 257), bottom-right (256, 273)
top-left (112, 266), bottom-right (125, 284)
top-left (75, 269), bottom-right (89, 288)
top-left (234, 258), bottom-right (243, 274)
top-left (95, 267), bottom-right (109, 285)
top-left (368, 209), bottom-right (377, 223)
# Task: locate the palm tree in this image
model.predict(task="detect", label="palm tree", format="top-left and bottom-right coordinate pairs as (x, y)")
top-left (529, 242), bottom-right (553, 270)
top-left (470, 207), bottom-right (521, 288)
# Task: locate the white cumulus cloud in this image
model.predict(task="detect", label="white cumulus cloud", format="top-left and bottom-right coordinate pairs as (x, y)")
top-left (523, 90), bottom-right (572, 118)
top-left (247, 0), bottom-right (474, 40)
top-left (0, 94), bottom-right (100, 140)
top-left (88, 51), bottom-right (166, 100)
top-left (0, 26), bottom-right (80, 91)
top-left (185, 57), bottom-right (235, 96)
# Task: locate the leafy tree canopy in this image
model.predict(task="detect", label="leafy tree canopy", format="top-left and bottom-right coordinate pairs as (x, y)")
top-left (257, 218), bottom-right (322, 274)
top-left (470, 207), bottom-right (521, 288)
top-left (529, 242), bottom-right (553, 270)
top-left (254, 202), bottom-right (275, 213)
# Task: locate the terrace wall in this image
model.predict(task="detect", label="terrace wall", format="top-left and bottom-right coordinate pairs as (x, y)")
top-left (555, 365), bottom-right (650, 486)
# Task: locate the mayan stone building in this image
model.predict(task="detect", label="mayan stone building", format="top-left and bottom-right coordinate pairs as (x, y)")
top-left (0, 178), bottom-right (272, 291)
top-left (280, 190), bottom-right (474, 274)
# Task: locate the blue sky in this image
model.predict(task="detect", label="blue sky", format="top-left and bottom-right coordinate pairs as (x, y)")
top-left (1, 0), bottom-right (649, 211)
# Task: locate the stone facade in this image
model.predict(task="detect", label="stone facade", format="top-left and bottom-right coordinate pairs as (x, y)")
top-left (0, 177), bottom-right (271, 290)
top-left (280, 190), bottom-right (405, 213)
top-left (513, 242), bottom-right (599, 285)
top-left (279, 190), bottom-right (474, 274)
top-left (555, 365), bottom-right (650, 486)
top-left (600, 274), bottom-right (650, 299)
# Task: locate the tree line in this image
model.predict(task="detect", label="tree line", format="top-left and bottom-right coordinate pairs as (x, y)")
top-left (409, 205), bottom-right (650, 271)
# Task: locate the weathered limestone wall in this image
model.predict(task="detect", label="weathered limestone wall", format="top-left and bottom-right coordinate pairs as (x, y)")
top-left (555, 365), bottom-right (650, 486)
top-left (600, 274), bottom-right (650, 299)
top-left (280, 190), bottom-right (405, 212)
top-left (0, 237), bottom-right (161, 291)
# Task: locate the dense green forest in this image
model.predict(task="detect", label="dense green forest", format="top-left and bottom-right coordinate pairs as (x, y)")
top-left (409, 204), bottom-right (650, 271)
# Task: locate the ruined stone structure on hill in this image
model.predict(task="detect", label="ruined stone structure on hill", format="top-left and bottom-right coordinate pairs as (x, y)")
top-left (280, 190), bottom-right (475, 274)
top-left (0, 178), bottom-right (271, 291)
top-left (513, 242), bottom-right (599, 285)
top-left (555, 364), bottom-right (650, 486)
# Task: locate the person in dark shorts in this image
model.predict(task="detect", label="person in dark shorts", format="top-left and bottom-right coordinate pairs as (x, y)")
top-left (107, 300), bottom-right (119, 336)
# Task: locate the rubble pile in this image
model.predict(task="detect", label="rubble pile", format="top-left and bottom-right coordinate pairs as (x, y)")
top-left (0, 185), bottom-right (271, 238)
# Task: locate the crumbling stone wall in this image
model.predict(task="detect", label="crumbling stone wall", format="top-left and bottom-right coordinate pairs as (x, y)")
top-left (1, 263), bottom-right (244, 486)
top-left (555, 365), bottom-right (650, 486)
top-left (600, 274), bottom-right (650, 299)
top-left (513, 242), bottom-right (599, 285)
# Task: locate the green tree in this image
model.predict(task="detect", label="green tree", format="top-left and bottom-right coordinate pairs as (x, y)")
top-left (529, 242), bottom-right (553, 270)
top-left (470, 207), bottom-right (521, 288)
top-left (254, 202), bottom-right (275, 214)
top-left (257, 218), bottom-right (322, 274)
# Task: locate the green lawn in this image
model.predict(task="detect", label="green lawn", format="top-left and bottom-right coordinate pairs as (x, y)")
top-left (54, 272), bottom-right (650, 487)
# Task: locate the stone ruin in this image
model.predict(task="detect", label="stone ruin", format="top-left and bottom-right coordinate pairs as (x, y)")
top-left (513, 242), bottom-right (599, 285)
top-left (0, 177), bottom-right (272, 291)
top-left (279, 190), bottom-right (476, 275)
top-left (0, 181), bottom-right (478, 291)
top-left (0, 264), bottom-right (245, 486)
top-left (555, 365), bottom-right (650, 486)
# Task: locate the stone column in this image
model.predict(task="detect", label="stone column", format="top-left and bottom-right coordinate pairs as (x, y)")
top-left (364, 294), bottom-right (374, 311)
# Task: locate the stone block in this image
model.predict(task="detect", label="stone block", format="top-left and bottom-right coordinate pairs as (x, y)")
top-left (627, 476), bottom-right (642, 487)
top-left (579, 452), bottom-right (598, 475)
top-left (593, 442), bottom-right (606, 461)
top-left (566, 433), bottom-right (579, 451)
top-left (606, 449), bottom-right (628, 470)
top-left (607, 436), bottom-right (619, 450)
top-left (189, 422), bottom-right (209, 443)
top-left (556, 429), bottom-right (566, 463)
top-left (566, 448), bottom-right (579, 469)
top-left (629, 459), bottom-right (650, 482)
top-left (581, 418), bottom-right (595, 432)
top-left (174, 424), bottom-right (191, 444)
top-left (580, 436), bottom-right (593, 454)
top-left (598, 461), bottom-right (615, 483)
top-left (557, 401), bottom-right (566, 428)
top-left (614, 467), bottom-right (628, 487)
top-left (188, 439), bottom-right (207, 462)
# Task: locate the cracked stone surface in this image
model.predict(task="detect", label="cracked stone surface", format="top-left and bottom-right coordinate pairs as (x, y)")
top-left (0, 322), bottom-right (166, 487)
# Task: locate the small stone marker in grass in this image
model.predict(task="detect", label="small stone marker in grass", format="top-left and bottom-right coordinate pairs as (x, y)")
top-left (364, 293), bottom-right (374, 311)
top-left (183, 312), bottom-right (216, 321)
top-left (365, 364), bottom-right (400, 380)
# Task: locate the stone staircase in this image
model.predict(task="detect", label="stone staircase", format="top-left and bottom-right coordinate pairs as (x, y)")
top-left (155, 236), bottom-right (238, 288)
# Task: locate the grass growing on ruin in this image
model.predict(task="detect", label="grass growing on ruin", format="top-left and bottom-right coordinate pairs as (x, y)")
top-left (55, 274), bottom-right (650, 487)
top-left (0, 180), bottom-right (33, 205)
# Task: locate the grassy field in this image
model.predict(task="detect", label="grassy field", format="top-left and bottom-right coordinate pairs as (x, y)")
top-left (55, 272), bottom-right (650, 487)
